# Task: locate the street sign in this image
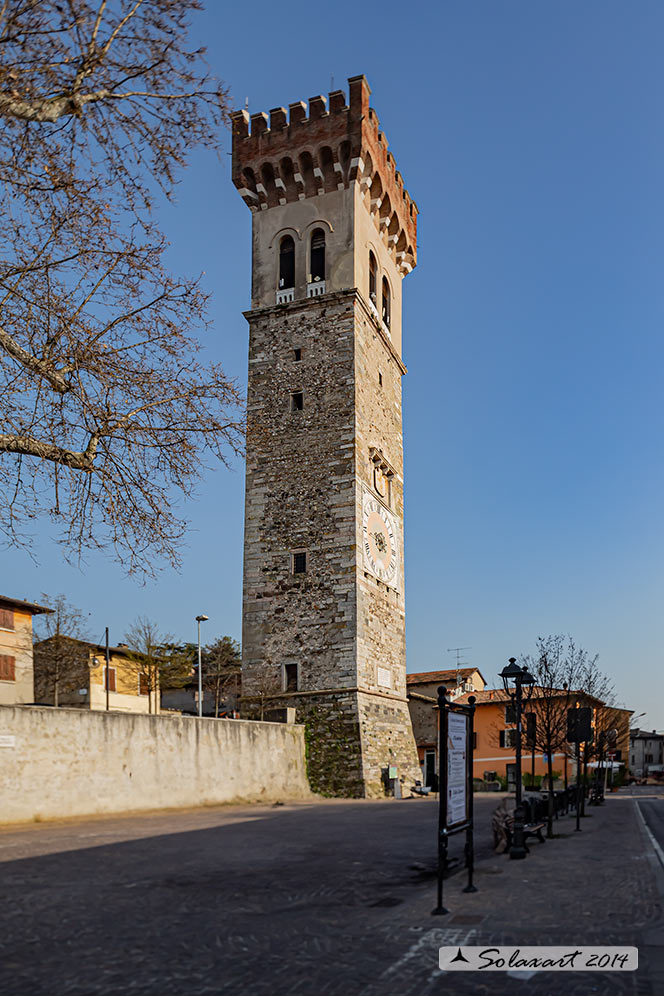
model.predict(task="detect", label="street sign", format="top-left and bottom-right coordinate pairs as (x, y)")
top-left (433, 686), bottom-right (477, 916)
top-left (447, 712), bottom-right (468, 827)
top-left (567, 707), bottom-right (592, 743)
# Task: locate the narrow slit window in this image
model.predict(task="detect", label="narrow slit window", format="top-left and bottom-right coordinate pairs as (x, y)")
top-left (382, 276), bottom-right (391, 328)
top-left (293, 551), bottom-right (307, 574)
top-left (378, 371), bottom-right (383, 387)
top-left (285, 663), bottom-right (298, 692)
top-left (293, 348), bottom-right (302, 362)
top-left (310, 228), bottom-right (325, 282)
top-left (290, 391), bottom-right (303, 411)
top-left (369, 252), bottom-right (377, 305)
top-left (279, 235), bottom-right (295, 289)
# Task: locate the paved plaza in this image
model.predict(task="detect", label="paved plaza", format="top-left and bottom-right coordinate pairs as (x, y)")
top-left (0, 787), bottom-right (662, 995)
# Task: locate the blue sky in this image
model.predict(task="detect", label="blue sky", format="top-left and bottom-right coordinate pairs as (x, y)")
top-left (5, 1), bottom-right (663, 728)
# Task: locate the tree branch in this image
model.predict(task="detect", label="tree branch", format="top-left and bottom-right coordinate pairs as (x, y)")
top-left (0, 431), bottom-right (99, 470)
top-left (0, 322), bottom-right (71, 393)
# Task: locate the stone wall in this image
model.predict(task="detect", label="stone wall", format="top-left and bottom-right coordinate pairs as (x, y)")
top-left (240, 289), bottom-right (421, 797)
top-left (242, 291), bottom-right (359, 698)
top-left (0, 706), bottom-right (310, 824)
top-left (354, 295), bottom-right (407, 698)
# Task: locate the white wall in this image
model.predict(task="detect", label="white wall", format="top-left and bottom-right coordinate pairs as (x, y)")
top-left (0, 706), bottom-right (311, 823)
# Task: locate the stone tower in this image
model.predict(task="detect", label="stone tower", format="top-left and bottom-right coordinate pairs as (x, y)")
top-left (231, 75), bottom-right (421, 797)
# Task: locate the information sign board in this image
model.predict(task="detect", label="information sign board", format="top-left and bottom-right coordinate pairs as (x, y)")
top-left (447, 712), bottom-right (468, 827)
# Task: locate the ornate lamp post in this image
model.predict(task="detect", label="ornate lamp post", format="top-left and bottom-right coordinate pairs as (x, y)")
top-left (500, 657), bottom-right (535, 860)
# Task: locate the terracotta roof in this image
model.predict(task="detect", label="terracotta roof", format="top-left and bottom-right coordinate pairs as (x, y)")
top-left (455, 687), bottom-right (607, 706)
top-left (406, 668), bottom-right (482, 684)
top-left (35, 635), bottom-right (132, 657)
top-left (0, 594), bottom-right (53, 615)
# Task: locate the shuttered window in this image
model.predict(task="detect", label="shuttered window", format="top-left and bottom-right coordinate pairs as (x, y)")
top-left (139, 673), bottom-right (149, 696)
top-left (0, 608), bottom-right (15, 630)
top-left (0, 655), bottom-right (16, 681)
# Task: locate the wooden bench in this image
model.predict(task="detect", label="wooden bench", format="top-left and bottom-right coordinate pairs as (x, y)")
top-left (493, 796), bottom-right (546, 853)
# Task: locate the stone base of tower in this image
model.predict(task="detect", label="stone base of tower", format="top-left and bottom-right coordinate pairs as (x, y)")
top-left (356, 692), bottom-right (423, 798)
top-left (241, 690), bottom-right (421, 799)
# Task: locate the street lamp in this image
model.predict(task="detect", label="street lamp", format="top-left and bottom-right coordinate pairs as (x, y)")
top-left (500, 657), bottom-right (535, 860)
top-left (195, 614), bottom-right (209, 718)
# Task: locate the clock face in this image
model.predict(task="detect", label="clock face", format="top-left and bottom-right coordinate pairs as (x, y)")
top-left (362, 490), bottom-right (399, 587)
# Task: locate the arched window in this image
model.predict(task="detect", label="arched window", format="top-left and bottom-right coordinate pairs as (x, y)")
top-left (369, 252), bottom-right (377, 306)
top-left (382, 276), bottom-right (391, 329)
top-left (279, 235), bottom-right (295, 289)
top-left (310, 228), bottom-right (325, 282)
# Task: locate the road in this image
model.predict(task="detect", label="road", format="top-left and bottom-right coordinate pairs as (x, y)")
top-left (0, 796), bottom-right (494, 996)
top-left (0, 791), bottom-right (661, 995)
top-left (624, 784), bottom-right (664, 872)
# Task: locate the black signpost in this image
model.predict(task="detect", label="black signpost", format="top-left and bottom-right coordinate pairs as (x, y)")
top-left (432, 686), bottom-right (477, 916)
top-left (567, 706), bottom-right (592, 833)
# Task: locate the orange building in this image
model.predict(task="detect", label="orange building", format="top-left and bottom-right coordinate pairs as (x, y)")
top-left (407, 675), bottom-right (627, 789)
top-left (456, 688), bottom-right (607, 787)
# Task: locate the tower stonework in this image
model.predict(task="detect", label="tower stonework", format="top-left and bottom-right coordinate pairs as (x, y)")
top-left (232, 75), bottom-right (421, 797)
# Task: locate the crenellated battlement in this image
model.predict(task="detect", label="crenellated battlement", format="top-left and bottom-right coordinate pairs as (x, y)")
top-left (231, 75), bottom-right (417, 274)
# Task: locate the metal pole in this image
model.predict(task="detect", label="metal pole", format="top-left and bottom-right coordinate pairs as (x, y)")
top-left (575, 740), bottom-right (582, 831)
top-left (197, 618), bottom-right (203, 719)
top-left (581, 743), bottom-right (587, 816)
top-left (463, 695), bottom-right (477, 893)
top-left (105, 626), bottom-right (110, 712)
top-left (510, 679), bottom-right (527, 859)
top-left (433, 686), bottom-right (449, 915)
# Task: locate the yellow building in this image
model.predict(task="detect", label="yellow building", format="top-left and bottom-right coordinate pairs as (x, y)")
top-left (34, 637), bottom-right (159, 714)
top-left (0, 595), bottom-right (53, 706)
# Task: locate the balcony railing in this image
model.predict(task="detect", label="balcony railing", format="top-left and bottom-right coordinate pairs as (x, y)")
top-left (307, 280), bottom-right (326, 298)
top-left (276, 288), bottom-right (294, 304)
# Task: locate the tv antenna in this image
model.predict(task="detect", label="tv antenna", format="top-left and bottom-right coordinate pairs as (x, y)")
top-left (447, 646), bottom-right (471, 684)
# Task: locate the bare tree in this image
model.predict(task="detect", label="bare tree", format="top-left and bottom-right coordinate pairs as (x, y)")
top-left (240, 671), bottom-right (284, 722)
top-left (123, 615), bottom-right (188, 713)
top-left (520, 635), bottom-right (589, 837)
top-left (201, 636), bottom-right (240, 717)
top-left (0, 2), bottom-right (243, 574)
top-left (33, 593), bottom-right (89, 706)
top-left (576, 656), bottom-right (628, 792)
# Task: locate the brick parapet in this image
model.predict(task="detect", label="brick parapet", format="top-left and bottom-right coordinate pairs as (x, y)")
top-left (231, 75), bottom-right (417, 274)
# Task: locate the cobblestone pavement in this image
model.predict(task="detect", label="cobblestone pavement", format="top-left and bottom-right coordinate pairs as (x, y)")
top-left (0, 791), bottom-right (662, 996)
